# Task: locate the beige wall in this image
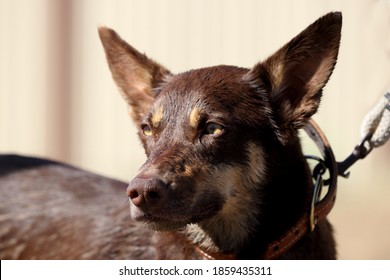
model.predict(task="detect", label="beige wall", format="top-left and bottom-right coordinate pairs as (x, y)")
top-left (0, 0), bottom-right (389, 259)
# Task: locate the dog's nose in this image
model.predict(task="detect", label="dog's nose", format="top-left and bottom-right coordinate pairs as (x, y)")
top-left (127, 177), bottom-right (167, 209)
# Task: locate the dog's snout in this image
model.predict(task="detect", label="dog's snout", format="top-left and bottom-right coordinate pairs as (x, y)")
top-left (127, 177), bottom-right (167, 209)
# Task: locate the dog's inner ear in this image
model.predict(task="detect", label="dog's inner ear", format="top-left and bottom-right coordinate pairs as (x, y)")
top-left (98, 27), bottom-right (171, 124)
top-left (248, 12), bottom-right (342, 143)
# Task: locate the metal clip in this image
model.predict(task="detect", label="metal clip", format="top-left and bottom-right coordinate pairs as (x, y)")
top-left (309, 160), bottom-right (326, 231)
top-left (337, 134), bottom-right (373, 178)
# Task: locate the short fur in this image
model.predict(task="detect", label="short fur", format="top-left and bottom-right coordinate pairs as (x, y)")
top-left (0, 12), bottom-right (341, 259)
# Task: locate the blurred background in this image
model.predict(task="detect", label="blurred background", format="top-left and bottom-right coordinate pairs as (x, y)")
top-left (0, 0), bottom-right (389, 259)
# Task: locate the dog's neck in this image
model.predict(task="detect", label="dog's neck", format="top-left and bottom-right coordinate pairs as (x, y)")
top-left (185, 193), bottom-right (261, 254)
top-left (185, 138), bottom-right (311, 259)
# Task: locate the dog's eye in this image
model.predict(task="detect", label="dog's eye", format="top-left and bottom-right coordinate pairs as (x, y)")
top-left (141, 124), bottom-right (153, 136)
top-left (204, 122), bottom-right (224, 137)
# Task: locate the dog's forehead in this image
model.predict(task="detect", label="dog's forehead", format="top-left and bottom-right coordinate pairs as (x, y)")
top-left (164, 65), bottom-right (249, 94)
top-left (147, 65), bottom-right (270, 129)
top-left (152, 66), bottom-right (251, 115)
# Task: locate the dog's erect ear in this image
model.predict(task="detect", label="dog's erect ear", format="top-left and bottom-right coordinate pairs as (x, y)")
top-left (98, 27), bottom-right (171, 124)
top-left (248, 12), bottom-right (342, 143)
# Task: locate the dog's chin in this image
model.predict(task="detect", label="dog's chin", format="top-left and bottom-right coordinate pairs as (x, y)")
top-left (143, 220), bottom-right (188, 232)
top-left (131, 207), bottom-right (218, 232)
top-left (134, 214), bottom-right (189, 231)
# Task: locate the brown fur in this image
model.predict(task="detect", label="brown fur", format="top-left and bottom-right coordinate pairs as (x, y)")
top-left (0, 12), bottom-right (341, 259)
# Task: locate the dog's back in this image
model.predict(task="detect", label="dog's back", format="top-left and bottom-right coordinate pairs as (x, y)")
top-left (0, 155), bottom-right (155, 259)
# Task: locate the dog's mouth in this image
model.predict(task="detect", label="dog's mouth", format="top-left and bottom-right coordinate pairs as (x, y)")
top-left (130, 202), bottom-right (222, 231)
top-left (127, 174), bottom-right (227, 231)
top-left (132, 211), bottom-right (189, 231)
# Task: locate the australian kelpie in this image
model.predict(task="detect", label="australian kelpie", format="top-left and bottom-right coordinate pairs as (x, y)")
top-left (0, 12), bottom-right (341, 259)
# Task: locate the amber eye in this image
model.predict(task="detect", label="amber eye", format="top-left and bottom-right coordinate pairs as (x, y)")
top-left (204, 122), bottom-right (224, 137)
top-left (141, 124), bottom-right (153, 136)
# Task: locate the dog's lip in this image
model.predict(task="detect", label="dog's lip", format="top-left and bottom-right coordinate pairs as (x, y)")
top-left (134, 212), bottom-right (166, 222)
top-left (132, 209), bottom-right (181, 223)
top-left (132, 208), bottom-right (218, 228)
top-left (133, 211), bottom-right (190, 230)
top-left (132, 204), bottom-right (219, 221)
top-left (130, 200), bottom-right (223, 226)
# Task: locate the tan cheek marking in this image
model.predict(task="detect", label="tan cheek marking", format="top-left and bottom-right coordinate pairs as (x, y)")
top-left (203, 165), bottom-right (261, 245)
top-left (189, 108), bottom-right (202, 128)
top-left (183, 165), bottom-right (193, 177)
top-left (245, 142), bottom-right (267, 187)
top-left (151, 106), bottom-right (164, 127)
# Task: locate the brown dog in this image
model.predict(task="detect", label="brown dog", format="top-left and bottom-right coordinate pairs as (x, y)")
top-left (0, 12), bottom-right (341, 259)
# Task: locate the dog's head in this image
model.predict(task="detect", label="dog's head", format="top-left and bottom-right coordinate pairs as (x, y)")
top-left (99, 12), bottom-right (341, 248)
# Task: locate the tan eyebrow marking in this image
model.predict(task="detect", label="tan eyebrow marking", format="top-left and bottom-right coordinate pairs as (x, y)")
top-left (151, 106), bottom-right (164, 127)
top-left (189, 107), bottom-right (202, 128)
